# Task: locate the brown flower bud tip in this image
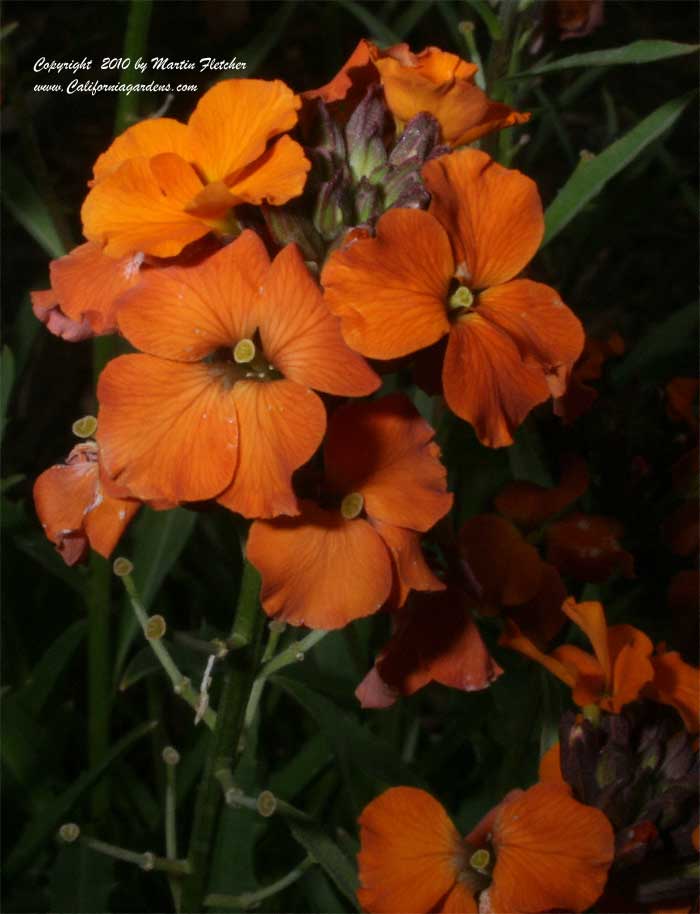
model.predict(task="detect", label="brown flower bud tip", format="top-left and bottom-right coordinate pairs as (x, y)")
top-left (59, 822), bottom-right (80, 843)
top-left (341, 492), bottom-right (364, 520)
top-left (162, 746), bottom-right (180, 766)
top-left (145, 615), bottom-right (166, 640)
top-left (469, 848), bottom-right (491, 875)
top-left (233, 338), bottom-right (256, 364)
top-left (72, 415), bottom-right (98, 438)
top-left (113, 556), bottom-right (134, 577)
top-left (257, 790), bottom-right (277, 818)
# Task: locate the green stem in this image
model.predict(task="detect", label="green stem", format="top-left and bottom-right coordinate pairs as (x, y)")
top-left (243, 621), bottom-right (284, 729)
top-left (81, 835), bottom-right (190, 875)
top-left (119, 572), bottom-right (217, 730)
top-left (259, 629), bottom-right (327, 678)
top-left (179, 559), bottom-right (265, 913)
top-left (204, 857), bottom-right (315, 910)
top-left (87, 554), bottom-right (111, 821)
top-left (165, 756), bottom-right (182, 912)
top-left (114, 0), bottom-right (154, 135)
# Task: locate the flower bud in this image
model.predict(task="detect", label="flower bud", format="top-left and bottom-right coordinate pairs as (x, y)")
top-left (262, 204), bottom-right (324, 263)
top-left (313, 171), bottom-right (352, 242)
top-left (388, 112), bottom-right (441, 168)
top-left (345, 86), bottom-right (388, 184)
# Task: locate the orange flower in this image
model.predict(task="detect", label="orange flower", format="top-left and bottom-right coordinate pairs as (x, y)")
top-left (96, 231), bottom-right (378, 517)
top-left (546, 512), bottom-right (635, 582)
top-left (357, 783), bottom-right (614, 913)
top-left (355, 587), bottom-right (502, 709)
top-left (323, 148), bottom-right (584, 447)
top-left (82, 79), bottom-right (310, 259)
top-left (305, 40), bottom-right (529, 147)
top-left (458, 514), bottom-right (567, 647)
top-left (32, 242), bottom-right (145, 339)
top-left (666, 377), bottom-right (699, 429)
top-left (648, 646), bottom-right (699, 734)
top-left (494, 453), bottom-right (589, 529)
top-left (553, 331), bottom-right (624, 425)
top-left (501, 598), bottom-right (655, 714)
top-left (34, 439), bottom-right (140, 566)
top-left (247, 394), bottom-right (452, 629)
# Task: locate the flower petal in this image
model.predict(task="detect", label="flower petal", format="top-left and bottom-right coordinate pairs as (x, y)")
top-left (48, 242), bottom-right (143, 334)
top-left (490, 783), bottom-right (614, 913)
top-left (84, 495), bottom-right (140, 558)
top-left (371, 520), bottom-right (444, 608)
top-left (424, 149), bottom-right (543, 290)
top-left (247, 501), bottom-right (392, 629)
top-left (546, 513), bottom-right (635, 582)
top-left (499, 619), bottom-right (577, 689)
top-left (440, 882), bottom-right (478, 913)
top-left (82, 154), bottom-right (209, 259)
top-left (325, 395), bottom-right (452, 531)
top-left (443, 316), bottom-right (551, 448)
top-left (477, 280), bottom-right (585, 392)
top-left (34, 461), bottom-right (99, 545)
top-left (551, 644), bottom-right (606, 706)
top-left (605, 624), bottom-right (654, 713)
top-left (260, 244), bottom-right (379, 396)
top-left (97, 354), bottom-right (238, 503)
top-left (357, 786), bottom-right (462, 914)
top-left (650, 648), bottom-right (700, 734)
top-left (322, 208), bottom-right (452, 360)
top-left (92, 117), bottom-right (190, 182)
top-left (227, 134), bottom-right (310, 206)
top-left (217, 380), bottom-right (326, 519)
top-left (187, 78), bottom-right (301, 184)
top-left (494, 454), bottom-right (589, 529)
top-left (303, 38), bottom-right (377, 104)
top-left (117, 230), bottom-right (269, 360)
top-left (561, 598), bottom-right (611, 684)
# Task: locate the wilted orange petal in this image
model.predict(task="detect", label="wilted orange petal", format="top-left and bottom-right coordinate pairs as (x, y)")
top-left (97, 354), bottom-right (238, 503)
top-left (500, 619), bottom-right (576, 688)
top-left (490, 782), bottom-right (614, 913)
top-left (495, 454), bottom-right (589, 528)
top-left (31, 288), bottom-right (94, 342)
top-left (82, 154), bottom-right (210, 259)
top-left (227, 134), bottom-right (310, 206)
top-left (322, 208), bottom-right (452, 359)
top-left (606, 624), bottom-right (654, 713)
top-left (260, 243), bottom-right (379, 396)
top-left (561, 597), bottom-right (611, 684)
top-left (303, 38), bottom-right (376, 104)
top-left (187, 78), bottom-right (301, 184)
top-left (477, 281), bottom-right (585, 392)
top-left (443, 316), bottom-right (551, 448)
top-left (49, 242), bottom-right (143, 334)
top-left (371, 520), bottom-right (444, 609)
top-left (92, 117), bottom-right (190, 182)
top-left (84, 495), bottom-right (140, 558)
top-left (650, 649), bottom-right (700, 734)
top-left (325, 395), bottom-right (452, 532)
top-left (459, 514), bottom-right (543, 608)
top-left (247, 501), bottom-right (392, 629)
top-left (357, 787), bottom-right (462, 914)
top-left (217, 380), bottom-right (326, 519)
top-left (34, 461), bottom-right (99, 544)
top-left (424, 149), bottom-right (544, 290)
top-left (547, 513), bottom-right (635, 582)
top-left (117, 230), bottom-right (269, 360)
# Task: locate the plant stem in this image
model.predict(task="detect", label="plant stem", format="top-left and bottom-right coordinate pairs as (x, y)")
top-left (119, 572), bottom-right (217, 730)
top-left (81, 835), bottom-right (190, 875)
top-left (165, 757), bottom-right (182, 912)
top-left (259, 629), bottom-right (327, 678)
top-left (87, 554), bottom-right (111, 821)
top-left (204, 856), bottom-right (315, 910)
top-left (179, 559), bottom-right (265, 913)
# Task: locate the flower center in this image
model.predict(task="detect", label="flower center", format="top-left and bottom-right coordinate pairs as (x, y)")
top-left (233, 338), bottom-right (256, 364)
top-left (469, 848), bottom-right (492, 876)
top-left (340, 492), bottom-right (364, 520)
top-left (208, 333), bottom-right (281, 389)
top-left (448, 284), bottom-right (474, 312)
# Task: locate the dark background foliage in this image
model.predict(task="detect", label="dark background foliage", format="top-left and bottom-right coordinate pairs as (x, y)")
top-left (2, 2), bottom-right (698, 912)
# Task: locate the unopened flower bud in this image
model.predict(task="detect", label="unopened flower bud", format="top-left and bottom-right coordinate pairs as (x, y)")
top-left (389, 112), bottom-right (441, 168)
top-left (262, 204), bottom-right (323, 263)
top-left (345, 86), bottom-right (388, 184)
top-left (313, 171), bottom-right (351, 242)
top-left (354, 178), bottom-right (380, 224)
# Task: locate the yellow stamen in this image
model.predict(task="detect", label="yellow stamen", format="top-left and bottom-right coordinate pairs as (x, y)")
top-left (449, 285), bottom-right (474, 311)
top-left (233, 338), bottom-right (256, 364)
top-left (72, 415), bottom-right (98, 438)
top-left (340, 492), bottom-right (364, 520)
top-left (469, 848), bottom-right (491, 874)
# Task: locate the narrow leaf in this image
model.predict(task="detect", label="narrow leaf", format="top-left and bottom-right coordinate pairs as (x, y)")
top-left (543, 93), bottom-right (693, 246)
top-left (336, 0), bottom-right (400, 45)
top-left (513, 40), bottom-right (699, 78)
top-left (611, 303), bottom-right (699, 388)
top-left (17, 619), bottom-right (87, 714)
top-left (287, 818), bottom-right (359, 910)
top-left (2, 160), bottom-right (65, 258)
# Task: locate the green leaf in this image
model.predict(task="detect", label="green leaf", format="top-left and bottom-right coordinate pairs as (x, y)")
top-left (2, 160), bottom-right (66, 258)
top-left (49, 842), bottom-right (115, 914)
top-left (611, 303), bottom-right (699, 388)
top-left (512, 40), bottom-right (699, 78)
top-left (336, 0), bottom-right (399, 45)
top-left (392, 0), bottom-right (434, 39)
top-left (465, 0), bottom-right (503, 40)
top-left (1, 344), bottom-right (15, 438)
top-left (269, 732), bottom-right (334, 800)
top-left (241, 1), bottom-right (298, 76)
top-left (5, 719), bottom-right (157, 877)
top-left (16, 619), bottom-right (87, 714)
top-left (287, 818), bottom-right (359, 910)
top-left (543, 93), bottom-right (693, 247)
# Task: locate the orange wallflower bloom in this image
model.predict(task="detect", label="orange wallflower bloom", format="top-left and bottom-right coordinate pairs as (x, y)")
top-left (32, 242), bottom-right (145, 339)
top-left (96, 231), bottom-right (378, 517)
top-left (355, 587), bottom-right (502, 709)
top-left (357, 783), bottom-right (614, 913)
top-left (323, 148), bottom-right (584, 447)
top-left (546, 512), bottom-right (635, 582)
top-left (247, 395), bottom-right (452, 629)
top-left (305, 39), bottom-right (529, 147)
top-left (494, 453), bottom-right (589, 529)
top-left (648, 646), bottom-right (700, 734)
top-left (501, 598), bottom-right (656, 714)
top-left (34, 440), bottom-right (140, 566)
top-left (82, 79), bottom-right (310, 259)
